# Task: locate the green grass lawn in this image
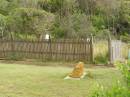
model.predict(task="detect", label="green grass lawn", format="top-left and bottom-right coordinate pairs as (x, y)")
top-left (0, 63), bottom-right (126, 97)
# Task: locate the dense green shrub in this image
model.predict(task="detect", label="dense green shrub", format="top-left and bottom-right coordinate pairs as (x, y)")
top-left (8, 8), bottom-right (54, 40)
top-left (0, 0), bottom-right (18, 15)
top-left (117, 60), bottom-right (130, 87)
top-left (90, 83), bottom-right (130, 97)
top-left (51, 13), bottom-right (95, 38)
top-left (94, 53), bottom-right (108, 64)
top-left (0, 14), bottom-right (7, 38)
top-left (92, 15), bottom-right (105, 30)
top-left (51, 19), bottom-right (66, 38)
top-left (120, 33), bottom-right (130, 42)
top-left (90, 60), bottom-right (130, 97)
top-left (38, 0), bottom-right (64, 13)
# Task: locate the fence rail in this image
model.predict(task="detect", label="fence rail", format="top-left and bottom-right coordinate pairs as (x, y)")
top-left (0, 39), bottom-right (93, 61)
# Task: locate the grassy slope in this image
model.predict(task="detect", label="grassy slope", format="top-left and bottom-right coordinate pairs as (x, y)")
top-left (0, 63), bottom-right (126, 97)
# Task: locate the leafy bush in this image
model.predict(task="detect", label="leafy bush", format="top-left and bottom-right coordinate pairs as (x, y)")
top-left (51, 13), bottom-right (95, 38)
top-left (90, 83), bottom-right (130, 97)
top-left (38, 0), bottom-right (65, 13)
top-left (0, 14), bottom-right (6, 38)
top-left (117, 60), bottom-right (130, 87)
top-left (7, 8), bottom-right (54, 40)
top-left (92, 15), bottom-right (105, 30)
top-left (94, 53), bottom-right (108, 64)
top-left (90, 60), bottom-right (130, 97)
top-left (120, 33), bottom-right (130, 42)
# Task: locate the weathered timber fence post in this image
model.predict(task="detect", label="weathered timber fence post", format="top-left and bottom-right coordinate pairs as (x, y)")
top-left (10, 32), bottom-right (14, 56)
top-left (108, 34), bottom-right (112, 64)
top-left (90, 34), bottom-right (94, 63)
top-left (49, 36), bottom-right (52, 60)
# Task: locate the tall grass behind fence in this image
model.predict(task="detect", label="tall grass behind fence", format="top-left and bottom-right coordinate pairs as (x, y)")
top-left (0, 39), bottom-right (92, 62)
top-left (93, 38), bottom-right (129, 64)
top-left (93, 38), bottom-right (108, 64)
top-left (122, 42), bottom-right (129, 59)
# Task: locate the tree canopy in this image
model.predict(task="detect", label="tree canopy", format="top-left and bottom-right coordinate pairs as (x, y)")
top-left (0, 0), bottom-right (129, 40)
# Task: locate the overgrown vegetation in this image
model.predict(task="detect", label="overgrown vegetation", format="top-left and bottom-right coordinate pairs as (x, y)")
top-left (0, 0), bottom-right (129, 40)
top-left (90, 82), bottom-right (130, 97)
top-left (90, 60), bottom-right (130, 97)
top-left (117, 60), bottom-right (130, 87)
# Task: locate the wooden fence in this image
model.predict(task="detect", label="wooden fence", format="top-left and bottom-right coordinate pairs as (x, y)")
top-left (109, 39), bottom-right (123, 63)
top-left (0, 38), bottom-right (93, 62)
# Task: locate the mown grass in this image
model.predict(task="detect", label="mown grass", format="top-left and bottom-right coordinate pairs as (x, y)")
top-left (0, 63), bottom-right (126, 97)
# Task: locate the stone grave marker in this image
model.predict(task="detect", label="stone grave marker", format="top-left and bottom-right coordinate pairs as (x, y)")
top-left (64, 62), bottom-right (86, 80)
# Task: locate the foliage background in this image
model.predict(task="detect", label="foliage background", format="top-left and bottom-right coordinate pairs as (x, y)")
top-left (0, 0), bottom-right (129, 40)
